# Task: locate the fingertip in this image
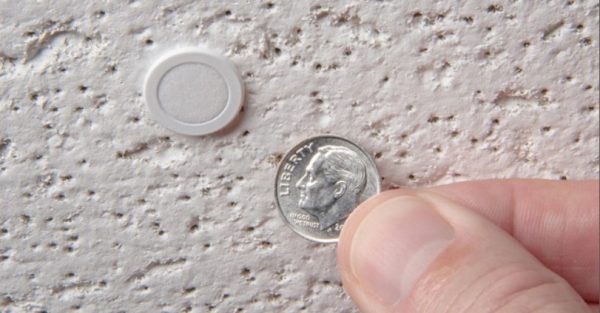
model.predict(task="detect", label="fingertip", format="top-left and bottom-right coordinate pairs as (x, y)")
top-left (338, 189), bottom-right (413, 265)
top-left (336, 189), bottom-right (419, 312)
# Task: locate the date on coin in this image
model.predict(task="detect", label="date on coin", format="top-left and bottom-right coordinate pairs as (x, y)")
top-left (275, 136), bottom-right (381, 243)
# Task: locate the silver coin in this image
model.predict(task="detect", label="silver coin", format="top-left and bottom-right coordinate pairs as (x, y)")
top-left (275, 135), bottom-right (381, 243)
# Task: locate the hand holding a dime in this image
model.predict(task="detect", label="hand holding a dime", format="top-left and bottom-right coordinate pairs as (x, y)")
top-left (336, 180), bottom-right (599, 313)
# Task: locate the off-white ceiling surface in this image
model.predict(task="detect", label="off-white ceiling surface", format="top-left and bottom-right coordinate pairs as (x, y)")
top-left (0, 1), bottom-right (598, 312)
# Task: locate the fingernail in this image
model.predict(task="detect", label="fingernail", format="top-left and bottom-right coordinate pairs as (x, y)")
top-left (350, 195), bottom-right (454, 306)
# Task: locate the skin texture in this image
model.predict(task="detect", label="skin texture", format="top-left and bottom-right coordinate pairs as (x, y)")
top-left (337, 179), bottom-right (598, 313)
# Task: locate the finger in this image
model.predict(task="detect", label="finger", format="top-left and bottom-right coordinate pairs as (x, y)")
top-left (347, 179), bottom-right (599, 301)
top-left (337, 190), bottom-right (591, 313)
top-left (427, 179), bottom-right (599, 301)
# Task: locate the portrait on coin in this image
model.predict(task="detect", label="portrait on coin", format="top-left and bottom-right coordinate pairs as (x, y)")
top-left (296, 145), bottom-right (367, 230)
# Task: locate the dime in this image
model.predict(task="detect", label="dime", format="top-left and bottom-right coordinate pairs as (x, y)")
top-left (275, 136), bottom-right (381, 243)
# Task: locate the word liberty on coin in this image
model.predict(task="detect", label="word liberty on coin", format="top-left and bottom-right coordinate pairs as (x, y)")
top-left (275, 136), bottom-right (381, 243)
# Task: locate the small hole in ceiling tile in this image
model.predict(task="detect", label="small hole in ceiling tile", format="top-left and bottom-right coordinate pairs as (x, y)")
top-left (259, 240), bottom-right (272, 248)
top-left (177, 194), bottom-right (191, 201)
top-left (60, 174), bottom-right (72, 181)
top-left (487, 4), bottom-right (503, 12)
top-left (184, 286), bottom-right (196, 294)
top-left (188, 222), bottom-right (199, 232)
top-left (20, 215), bottom-right (31, 224)
top-left (584, 104), bottom-right (597, 112)
top-left (427, 115), bottom-right (440, 123)
top-left (580, 37), bottom-right (592, 46)
top-left (107, 64), bottom-right (117, 73)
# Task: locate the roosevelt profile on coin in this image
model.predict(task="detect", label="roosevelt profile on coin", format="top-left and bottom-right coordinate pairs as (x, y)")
top-left (296, 145), bottom-right (367, 230)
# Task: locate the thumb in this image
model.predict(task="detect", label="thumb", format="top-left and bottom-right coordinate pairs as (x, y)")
top-left (337, 190), bottom-right (589, 313)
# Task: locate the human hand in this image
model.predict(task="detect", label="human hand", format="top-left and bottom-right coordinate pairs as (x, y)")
top-left (337, 180), bottom-right (598, 313)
